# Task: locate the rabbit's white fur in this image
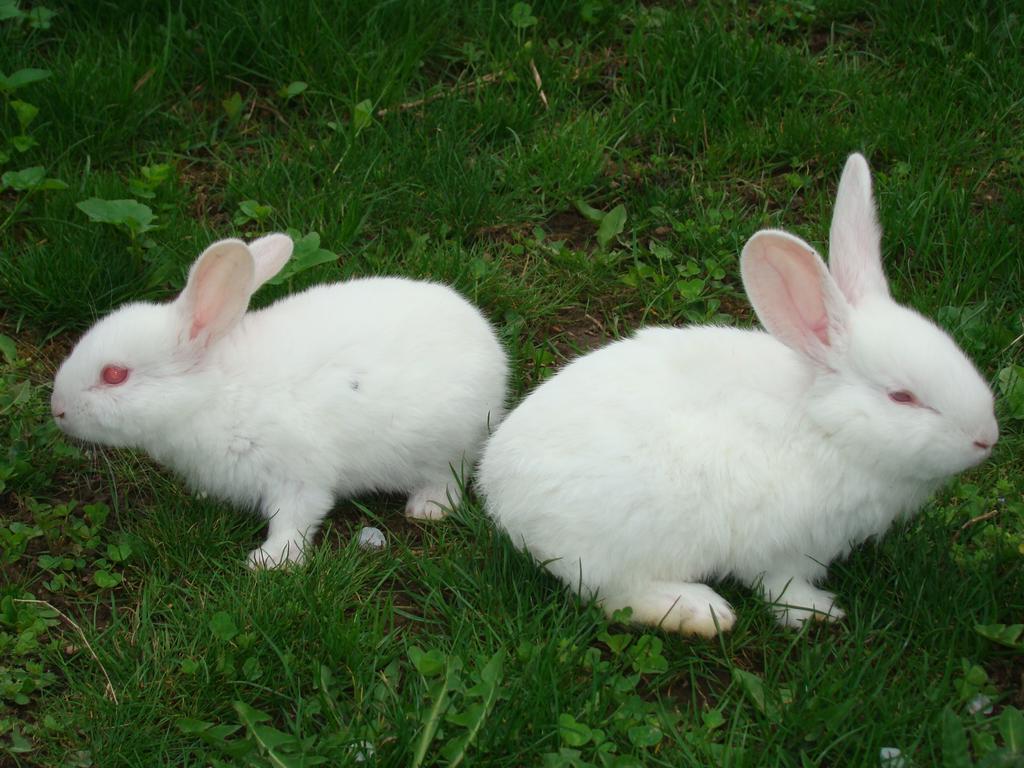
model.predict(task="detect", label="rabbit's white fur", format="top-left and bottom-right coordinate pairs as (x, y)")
top-left (477, 154), bottom-right (997, 636)
top-left (52, 234), bottom-right (508, 567)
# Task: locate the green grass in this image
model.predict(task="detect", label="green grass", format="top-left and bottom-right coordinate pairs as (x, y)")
top-left (2, 1), bottom-right (1023, 766)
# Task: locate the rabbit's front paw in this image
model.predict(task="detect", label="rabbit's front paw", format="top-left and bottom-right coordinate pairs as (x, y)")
top-left (602, 582), bottom-right (737, 638)
top-left (765, 579), bottom-right (844, 627)
top-left (405, 484), bottom-right (458, 520)
top-left (247, 538), bottom-right (305, 569)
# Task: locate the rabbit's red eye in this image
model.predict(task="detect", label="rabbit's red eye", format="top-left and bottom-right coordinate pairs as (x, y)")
top-left (888, 390), bottom-right (917, 405)
top-left (101, 365), bottom-right (129, 386)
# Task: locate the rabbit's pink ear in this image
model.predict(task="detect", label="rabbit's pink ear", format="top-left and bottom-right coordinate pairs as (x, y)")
top-left (248, 233), bottom-right (294, 290)
top-left (178, 239), bottom-right (255, 345)
top-left (741, 230), bottom-right (849, 365)
top-left (828, 153), bottom-right (890, 305)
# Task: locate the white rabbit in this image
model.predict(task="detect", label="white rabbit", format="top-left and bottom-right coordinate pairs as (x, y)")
top-left (51, 233), bottom-right (508, 568)
top-left (477, 154), bottom-right (997, 636)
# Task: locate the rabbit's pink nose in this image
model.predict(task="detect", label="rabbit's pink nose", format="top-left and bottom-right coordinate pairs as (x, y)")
top-left (973, 420), bottom-right (999, 452)
top-left (51, 393), bottom-right (66, 419)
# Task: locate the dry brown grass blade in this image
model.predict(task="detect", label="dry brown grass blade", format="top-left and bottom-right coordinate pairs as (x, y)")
top-left (13, 598), bottom-right (119, 705)
top-left (376, 71), bottom-right (505, 117)
top-left (952, 509), bottom-right (1000, 543)
top-left (529, 58), bottom-right (549, 109)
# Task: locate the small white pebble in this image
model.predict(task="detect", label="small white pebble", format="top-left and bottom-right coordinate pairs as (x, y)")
top-left (966, 693), bottom-right (993, 715)
top-left (353, 740), bottom-right (375, 762)
top-left (879, 747), bottom-right (906, 767)
top-left (357, 526), bottom-right (386, 550)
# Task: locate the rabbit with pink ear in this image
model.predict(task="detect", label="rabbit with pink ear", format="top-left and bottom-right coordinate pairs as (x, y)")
top-left (477, 154), bottom-right (998, 636)
top-left (51, 233), bottom-right (508, 568)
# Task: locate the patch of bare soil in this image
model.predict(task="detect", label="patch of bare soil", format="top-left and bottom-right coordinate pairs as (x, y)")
top-left (732, 161), bottom-right (830, 225)
top-left (474, 208), bottom-right (599, 252)
top-left (543, 209), bottom-right (596, 251)
top-left (966, 157), bottom-right (1024, 214)
top-left (987, 654), bottom-right (1024, 711)
top-left (176, 156), bottom-right (230, 228)
top-left (546, 305), bottom-right (611, 358)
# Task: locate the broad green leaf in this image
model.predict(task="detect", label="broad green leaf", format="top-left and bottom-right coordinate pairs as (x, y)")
top-left (26, 5), bottom-right (55, 28)
top-left (37, 554), bottom-right (63, 569)
top-left (733, 668), bottom-right (780, 721)
top-left (250, 723), bottom-right (294, 751)
top-left (612, 673), bottom-right (640, 693)
top-left (0, 333), bottom-right (15, 363)
top-left (106, 542), bottom-right (132, 562)
top-left (676, 277), bottom-right (706, 301)
top-left (441, 651), bottom-right (504, 767)
top-left (630, 635), bottom-right (668, 674)
top-left (92, 569), bottom-right (122, 588)
top-left (542, 748), bottom-right (589, 768)
top-left (574, 198), bottom-right (605, 223)
top-left (446, 702), bottom-right (485, 729)
top-left (233, 199), bottom-right (273, 225)
top-left (609, 606), bottom-right (633, 622)
top-left (409, 645), bottom-right (446, 677)
top-left (411, 657), bottom-right (461, 768)
top-left (597, 204), bottom-right (627, 249)
top-left (278, 81), bottom-right (308, 99)
top-left (649, 242), bottom-right (674, 261)
top-left (178, 717), bottom-right (216, 734)
top-left (510, 2), bottom-right (538, 29)
top-left (0, 67), bottom-right (51, 92)
top-left (76, 198), bottom-right (155, 236)
top-left (627, 724), bottom-right (663, 748)
top-left (141, 163), bottom-right (171, 184)
top-left (193, 726), bottom-right (253, 760)
top-left (352, 99), bottom-right (373, 132)
top-left (238, 200), bottom-right (272, 219)
top-left (976, 623), bottom-right (1024, 649)
top-left (233, 700), bottom-right (271, 725)
top-left (37, 176), bottom-right (67, 190)
top-left (942, 707), bottom-right (971, 768)
top-left (129, 163), bottom-right (172, 198)
top-left (209, 611), bottom-right (239, 642)
top-left (11, 134), bottom-right (37, 152)
top-left (315, 664), bottom-right (334, 692)
top-left (558, 713), bottom-right (593, 747)
top-left (222, 91), bottom-right (243, 121)
top-left (975, 750), bottom-right (1024, 768)
top-left (598, 631), bottom-right (632, 654)
top-left (442, 734), bottom-right (473, 764)
top-left (207, 723), bottom-right (244, 742)
top-left (85, 502), bottom-right (110, 524)
top-left (0, 1), bottom-right (24, 22)
top-left (2, 166), bottom-right (43, 189)
top-left (703, 707), bottom-right (726, 731)
top-left (997, 365), bottom-right (1024, 421)
top-left (478, 650), bottom-right (504, 686)
top-left (470, 256), bottom-right (491, 279)
top-left (11, 99), bottom-right (38, 130)
top-left (234, 701), bottom-right (306, 766)
top-left (242, 655), bottom-right (262, 680)
top-left (999, 707), bottom-right (1024, 754)
top-left (580, 0), bottom-right (602, 24)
